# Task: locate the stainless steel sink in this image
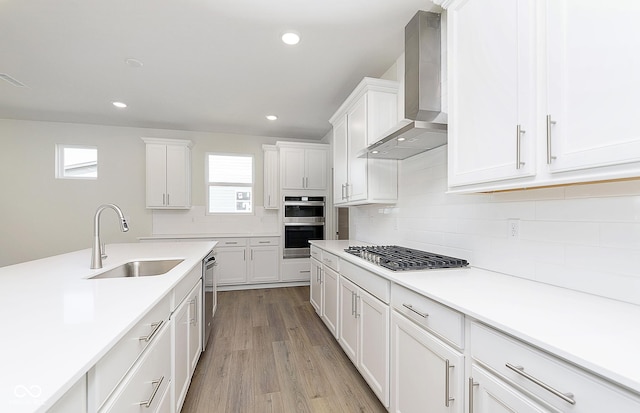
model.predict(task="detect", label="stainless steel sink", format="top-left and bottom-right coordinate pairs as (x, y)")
top-left (89, 259), bottom-right (184, 279)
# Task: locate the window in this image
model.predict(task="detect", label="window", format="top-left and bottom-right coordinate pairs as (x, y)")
top-left (55, 145), bottom-right (98, 179)
top-left (207, 153), bottom-right (253, 214)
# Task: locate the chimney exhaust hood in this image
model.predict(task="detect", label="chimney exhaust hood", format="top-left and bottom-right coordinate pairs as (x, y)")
top-left (360, 10), bottom-right (447, 160)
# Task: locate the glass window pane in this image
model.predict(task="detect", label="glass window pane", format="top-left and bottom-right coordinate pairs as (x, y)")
top-left (208, 155), bottom-right (252, 184)
top-left (56, 145), bottom-right (98, 179)
top-left (208, 186), bottom-right (252, 213)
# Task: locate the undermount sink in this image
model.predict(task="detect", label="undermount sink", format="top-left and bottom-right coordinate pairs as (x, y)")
top-left (89, 259), bottom-right (184, 279)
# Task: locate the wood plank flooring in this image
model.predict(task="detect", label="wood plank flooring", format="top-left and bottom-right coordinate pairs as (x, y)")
top-left (181, 286), bottom-right (387, 413)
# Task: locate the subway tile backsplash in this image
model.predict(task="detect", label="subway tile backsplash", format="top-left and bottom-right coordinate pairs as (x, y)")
top-left (351, 146), bottom-right (640, 305)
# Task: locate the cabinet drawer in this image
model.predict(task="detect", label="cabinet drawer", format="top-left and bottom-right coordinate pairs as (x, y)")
top-left (321, 251), bottom-right (339, 272)
top-left (470, 321), bottom-right (640, 412)
top-left (89, 295), bottom-right (170, 411)
top-left (340, 260), bottom-right (390, 304)
top-left (215, 238), bottom-right (248, 247)
top-left (310, 245), bottom-right (321, 261)
top-left (100, 322), bottom-right (171, 413)
top-left (391, 284), bottom-right (464, 349)
top-left (250, 237), bottom-right (279, 246)
top-left (172, 264), bottom-right (201, 309)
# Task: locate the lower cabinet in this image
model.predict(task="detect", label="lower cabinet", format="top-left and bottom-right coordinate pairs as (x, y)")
top-left (390, 311), bottom-right (464, 413)
top-left (338, 275), bottom-right (390, 407)
top-left (173, 280), bottom-right (202, 413)
top-left (310, 254), bottom-right (339, 339)
top-left (48, 375), bottom-right (87, 413)
top-left (215, 237), bottom-right (280, 286)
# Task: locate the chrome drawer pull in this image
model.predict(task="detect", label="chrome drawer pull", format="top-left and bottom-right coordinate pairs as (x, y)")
top-left (402, 303), bottom-right (429, 318)
top-left (546, 115), bottom-right (557, 164)
top-left (139, 376), bottom-right (164, 408)
top-left (445, 359), bottom-right (454, 407)
top-left (505, 363), bottom-right (576, 405)
top-left (516, 124), bottom-right (526, 169)
top-left (139, 320), bottom-right (164, 342)
top-left (468, 378), bottom-right (479, 413)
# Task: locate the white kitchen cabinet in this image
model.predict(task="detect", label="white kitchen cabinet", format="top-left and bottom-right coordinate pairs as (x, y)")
top-left (390, 311), bottom-right (464, 413)
top-left (310, 247), bottom-right (340, 338)
top-left (278, 142), bottom-right (328, 191)
top-left (447, 0), bottom-right (640, 192)
top-left (338, 265), bottom-right (390, 407)
top-left (329, 77), bottom-right (399, 205)
top-left (142, 138), bottom-right (192, 209)
top-left (262, 144), bottom-right (279, 209)
top-left (173, 280), bottom-right (202, 413)
top-left (280, 257), bottom-right (312, 282)
top-left (215, 237), bottom-right (280, 286)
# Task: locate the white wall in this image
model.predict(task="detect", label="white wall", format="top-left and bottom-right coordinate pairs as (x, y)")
top-left (351, 146), bottom-right (640, 306)
top-left (0, 118), bottom-right (290, 267)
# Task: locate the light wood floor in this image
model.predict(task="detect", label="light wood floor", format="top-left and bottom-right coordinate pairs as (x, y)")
top-left (181, 286), bottom-right (387, 413)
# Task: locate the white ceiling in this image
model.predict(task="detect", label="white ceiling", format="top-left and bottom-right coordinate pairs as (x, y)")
top-left (0, 0), bottom-right (439, 140)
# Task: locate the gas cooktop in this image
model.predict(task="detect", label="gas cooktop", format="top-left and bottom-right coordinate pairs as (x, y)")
top-left (344, 245), bottom-right (469, 271)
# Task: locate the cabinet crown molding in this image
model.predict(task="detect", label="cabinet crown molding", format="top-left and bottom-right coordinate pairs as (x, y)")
top-left (141, 137), bottom-right (193, 147)
top-left (329, 77), bottom-right (399, 125)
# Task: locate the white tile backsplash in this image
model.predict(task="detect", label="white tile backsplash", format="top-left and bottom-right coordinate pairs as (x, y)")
top-left (352, 146), bottom-right (640, 305)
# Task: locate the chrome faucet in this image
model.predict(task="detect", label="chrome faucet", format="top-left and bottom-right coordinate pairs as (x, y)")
top-left (91, 204), bottom-right (129, 269)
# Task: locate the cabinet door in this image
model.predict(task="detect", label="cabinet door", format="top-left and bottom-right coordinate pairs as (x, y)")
top-left (310, 258), bottom-right (322, 314)
top-left (448, 0), bottom-right (536, 187)
top-left (390, 312), bottom-right (464, 413)
top-left (333, 115), bottom-right (349, 205)
top-left (358, 288), bottom-right (390, 407)
top-left (165, 144), bottom-right (189, 207)
top-left (321, 266), bottom-right (339, 338)
top-left (215, 247), bottom-right (247, 285)
top-left (304, 148), bottom-right (327, 189)
top-left (146, 144), bottom-right (167, 207)
top-left (546, 0), bottom-right (640, 174)
top-left (173, 295), bottom-right (190, 413)
top-left (263, 147), bottom-right (279, 208)
top-left (470, 365), bottom-right (553, 413)
top-left (347, 95), bottom-right (368, 202)
top-left (338, 277), bottom-right (359, 364)
top-left (187, 283), bottom-right (202, 374)
top-left (249, 246), bottom-right (279, 283)
top-left (280, 147), bottom-right (306, 189)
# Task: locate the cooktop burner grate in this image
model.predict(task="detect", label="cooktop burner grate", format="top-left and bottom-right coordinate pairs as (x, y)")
top-left (344, 245), bottom-right (469, 271)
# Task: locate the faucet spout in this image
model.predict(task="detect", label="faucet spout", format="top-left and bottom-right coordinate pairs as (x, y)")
top-left (91, 203), bottom-right (129, 269)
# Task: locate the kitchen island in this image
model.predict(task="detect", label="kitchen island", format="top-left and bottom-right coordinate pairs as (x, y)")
top-left (311, 240), bottom-right (640, 411)
top-left (0, 241), bottom-right (215, 413)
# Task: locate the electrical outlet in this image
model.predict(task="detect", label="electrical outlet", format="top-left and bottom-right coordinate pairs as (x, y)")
top-left (508, 219), bottom-right (520, 240)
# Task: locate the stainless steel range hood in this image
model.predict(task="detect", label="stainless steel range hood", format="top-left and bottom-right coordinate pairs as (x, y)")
top-left (361, 10), bottom-right (447, 160)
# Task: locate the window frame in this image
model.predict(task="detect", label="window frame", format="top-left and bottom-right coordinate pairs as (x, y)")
top-left (55, 144), bottom-right (98, 180)
top-left (205, 152), bottom-right (255, 215)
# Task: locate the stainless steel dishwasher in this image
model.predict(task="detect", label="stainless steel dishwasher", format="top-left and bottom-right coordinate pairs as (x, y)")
top-left (203, 250), bottom-right (216, 350)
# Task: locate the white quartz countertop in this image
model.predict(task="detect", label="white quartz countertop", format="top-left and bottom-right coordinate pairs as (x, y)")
top-left (0, 241), bottom-right (216, 413)
top-left (310, 240), bottom-right (640, 395)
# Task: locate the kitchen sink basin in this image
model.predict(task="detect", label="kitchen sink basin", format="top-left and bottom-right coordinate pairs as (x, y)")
top-left (89, 259), bottom-right (184, 279)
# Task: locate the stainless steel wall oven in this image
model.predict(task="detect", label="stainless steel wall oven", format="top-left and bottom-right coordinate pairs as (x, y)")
top-left (283, 196), bottom-right (325, 258)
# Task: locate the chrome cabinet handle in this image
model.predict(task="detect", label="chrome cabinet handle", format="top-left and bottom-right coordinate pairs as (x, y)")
top-left (402, 303), bottom-right (429, 318)
top-left (251, 249), bottom-right (254, 260)
top-left (258, 240), bottom-right (270, 244)
top-left (162, 193), bottom-right (165, 206)
top-left (546, 115), bottom-right (557, 164)
top-left (139, 320), bottom-right (164, 342)
top-left (354, 294), bottom-right (360, 318)
top-left (468, 378), bottom-right (479, 413)
top-left (505, 363), bottom-right (575, 405)
top-left (139, 376), bottom-right (164, 408)
top-left (189, 299), bottom-right (197, 325)
top-left (167, 194), bottom-right (170, 205)
top-left (445, 359), bottom-right (454, 407)
top-left (516, 124), bottom-right (526, 169)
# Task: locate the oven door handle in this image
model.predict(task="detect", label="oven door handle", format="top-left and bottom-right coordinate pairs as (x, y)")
top-left (284, 222), bottom-right (325, 226)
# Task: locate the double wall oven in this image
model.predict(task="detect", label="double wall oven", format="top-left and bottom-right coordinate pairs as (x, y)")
top-left (283, 196), bottom-right (325, 258)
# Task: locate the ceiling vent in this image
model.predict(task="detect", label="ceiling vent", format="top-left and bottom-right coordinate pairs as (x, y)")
top-left (0, 73), bottom-right (28, 88)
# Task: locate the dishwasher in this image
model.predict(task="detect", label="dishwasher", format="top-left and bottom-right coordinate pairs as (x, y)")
top-left (203, 250), bottom-right (216, 350)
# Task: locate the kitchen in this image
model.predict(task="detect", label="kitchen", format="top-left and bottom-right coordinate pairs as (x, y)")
top-left (2, 0), bottom-right (640, 412)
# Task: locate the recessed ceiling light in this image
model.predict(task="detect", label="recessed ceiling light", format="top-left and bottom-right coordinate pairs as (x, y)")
top-left (281, 31), bottom-right (300, 45)
top-left (124, 58), bottom-right (144, 68)
top-left (371, 150), bottom-right (379, 154)
top-left (397, 137), bottom-right (406, 142)
top-left (112, 101), bottom-right (127, 108)
top-left (266, 115), bottom-right (278, 121)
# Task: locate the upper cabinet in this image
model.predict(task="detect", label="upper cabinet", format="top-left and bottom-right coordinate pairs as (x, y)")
top-left (277, 142), bottom-right (328, 191)
top-left (142, 138), bottom-right (192, 209)
top-left (330, 77), bottom-right (400, 206)
top-left (447, 0), bottom-right (640, 192)
top-left (262, 144), bottom-right (279, 209)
